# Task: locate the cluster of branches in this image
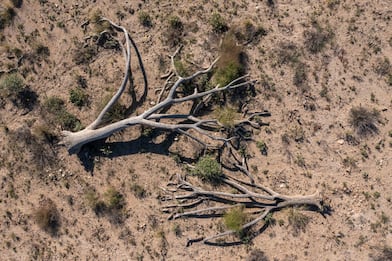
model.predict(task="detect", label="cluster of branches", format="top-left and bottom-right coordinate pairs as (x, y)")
top-left (60, 18), bottom-right (325, 245)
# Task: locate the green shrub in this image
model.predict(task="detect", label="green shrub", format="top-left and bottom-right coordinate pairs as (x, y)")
top-left (43, 97), bottom-right (81, 131)
top-left (224, 205), bottom-right (247, 233)
top-left (104, 187), bottom-right (124, 210)
top-left (69, 88), bottom-right (89, 107)
top-left (138, 11), bottom-right (152, 27)
top-left (192, 156), bottom-right (223, 184)
top-left (0, 73), bottom-right (24, 98)
top-left (256, 140), bottom-right (268, 156)
top-left (349, 106), bottom-right (380, 136)
top-left (210, 13), bottom-right (228, 33)
top-left (215, 106), bottom-right (238, 128)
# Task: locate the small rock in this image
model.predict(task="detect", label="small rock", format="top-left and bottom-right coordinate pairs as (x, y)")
top-left (149, 101), bottom-right (156, 106)
top-left (337, 139), bottom-right (344, 145)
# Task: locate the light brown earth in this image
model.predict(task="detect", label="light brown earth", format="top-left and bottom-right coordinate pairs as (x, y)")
top-left (0, 0), bottom-right (391, 260)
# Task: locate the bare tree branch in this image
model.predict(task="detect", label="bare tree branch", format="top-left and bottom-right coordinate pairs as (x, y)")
top-left (60, 19), bottom-right (253, 154)
top-left (162, 173), bottom-right (323, 244)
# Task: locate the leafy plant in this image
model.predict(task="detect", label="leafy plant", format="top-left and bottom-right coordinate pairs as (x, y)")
top-left (215, 106), bottom-right (238, 128)
top-left (256, 140), bottom-right (268, 156)
top-left (210, 13), bottom-right (228, 33)
top-left (224, 205), bottom-right (247, 233)
top-left (104, 187), bottom-right (124, 210)
top-left (43, 97), bottom-right (81, 131)
top-left (165, 15), bottom-right (184, 47)
top-left (69, 88), bottom-right (89, 108)
top-left (349, 106), bottom-right (380, 136)
top-left (0, 73), bottom-right (24, 98)
top-left (130, 183), bottom-right (147, 199)
top-left (192, 155), bottom-right (223, 184)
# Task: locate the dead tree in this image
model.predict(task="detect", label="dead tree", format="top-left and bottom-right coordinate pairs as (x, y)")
top-left (161, 173), bottom-right (323, 245)
top-left (60, 18), bottom-right (254, 154)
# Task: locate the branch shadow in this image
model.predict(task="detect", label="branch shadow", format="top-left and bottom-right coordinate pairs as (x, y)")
top-left (76, 130), bottom-right (195, 173)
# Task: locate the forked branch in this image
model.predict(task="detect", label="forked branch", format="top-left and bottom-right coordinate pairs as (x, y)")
top-left (161, 174), bottom-right (323, 245)
top-left (60, 19), bottom-right (254, 154)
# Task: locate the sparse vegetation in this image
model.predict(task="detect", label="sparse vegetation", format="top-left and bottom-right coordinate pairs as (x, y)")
top-left (246, 249), bottom-right (269, 261)
top-left (303, 21), bottom-right (334, 53)
top-left (0, 73), bottom-right (24, 98)
top-left (43, 97), bottom-right (81, 131)
top-left (288, 208), bottom-right (310, 236)
top-left (0, 6), bottom-right (16, 30)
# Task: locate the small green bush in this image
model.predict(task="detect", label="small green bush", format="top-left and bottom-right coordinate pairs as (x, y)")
top-left (256, 140), bottom-right (268, 156)
top-left (215, 106), bottom-right (238, 128)
top-left (69, 88), bottom-right (89, 107)
top-left (138, 11), bottom-right (152, 27)
top-left (210, 13), bottom-right (228, 33)
top-left (349, 106), bottom-right (380, 136)
top-left (0, 73), bottom-right (24, 98)
top-left (43, 97), bottom-right (81, 131)
top-left (99, 95), bottom-right (127, 124)
top-left (192, 156), bottom-right (223, 184)
top-left (224, 205), bottom-right (247, 233)
top-left (104, 187), bottom-right (124, 210)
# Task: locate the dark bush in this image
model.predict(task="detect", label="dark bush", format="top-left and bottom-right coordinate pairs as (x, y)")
top-left (246, 249), bottom-right (269, 261)
top-left (43, 97), bottom-right (81, 131)
top-left (210, 13), bottom-right (228, 33)
top-left (349, 106), bottom-right (380, 136)
top-left (304, 23), bottom-right (334, 53)
top-left (69, 88), bottom-right (89, 108)
top-left (34, 199), bottom-right (60, 235)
